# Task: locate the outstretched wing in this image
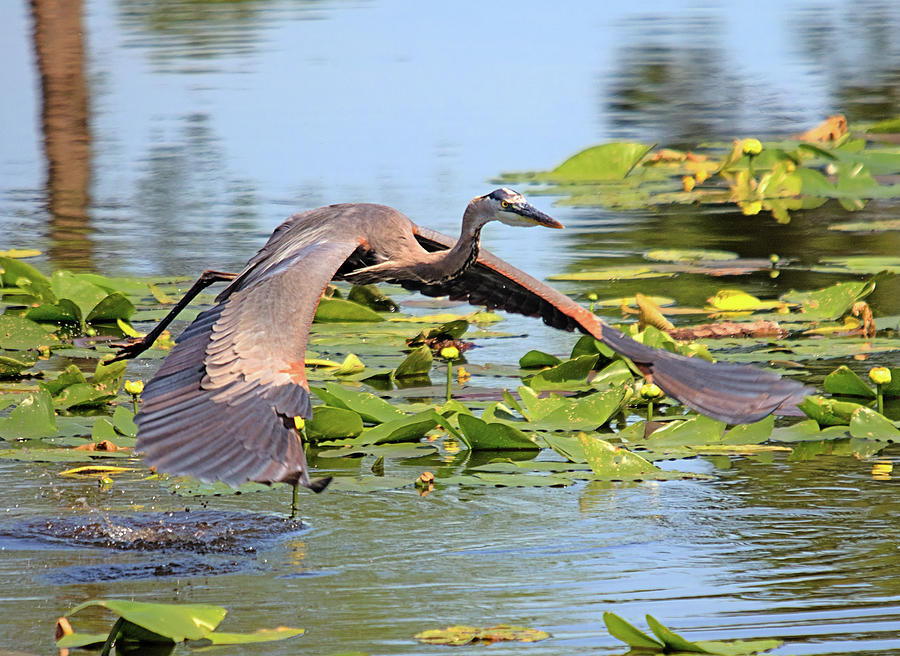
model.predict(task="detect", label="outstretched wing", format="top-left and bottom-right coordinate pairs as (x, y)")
top-left (135, 236), bottom-right (361, 486)
top-left (409, 225), bottom-right (810, 423)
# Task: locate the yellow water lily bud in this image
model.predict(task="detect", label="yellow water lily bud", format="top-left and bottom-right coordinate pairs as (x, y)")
top-left (769, 254), bottom-right (780, 265)
top-left (294, 416), bottom-right (306, 431)
top-left (640, 382), bottom-right (663, 399)
top-left (440, 346), bottom-right (460, 360)
top-left (741, 201), bottom-right (762, 215)
top-left (587, 292), bottom-right (598, 301)
top-left (682, 175), bottom-right (696, 192)
top-left (694, 168), bottom-right (709, 184)
top-left (869, 366), bottom-right (892, 385)
top-left (741, 138), bottom-right (763, 155)
top-left (124, 380), bottom-right (144, 396)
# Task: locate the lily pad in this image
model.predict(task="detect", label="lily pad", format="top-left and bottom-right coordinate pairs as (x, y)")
top-left (394, 345), bottom-right (433, 378)
top-left (457, 414), bottom-right (540, 451)
top-left (518, 350), bottom-right (562, 369)
top-left (798, 396), bottom-right (867, 426)
top-left (311, 382), bottom-right (404, 424)
top-left (414, 624), bottom-right (550, 646)
top-left (314, 298), bottom-right (384, 322)
top-left (824, 365), bottom-right (876, 398)
top-left (781, 279), bottom-right (875, 321)
top-left (525, 354), bottom-right (598, 390)
top-left (0, 388), bottom-right (56, 438)
top-left (307, 406), bottom-right (364, 441)
top-left (551, 142), bottom-right (655, 181)
top-left (579, 434), bottom-right (661, 477)
top-left (0, 314), bottom-right (56, 351)
top-left (849, 407), bottom-right (900, 441)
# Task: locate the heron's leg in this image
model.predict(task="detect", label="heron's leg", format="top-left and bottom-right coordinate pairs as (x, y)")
top-left (109, 269), bottom-right (237, 362)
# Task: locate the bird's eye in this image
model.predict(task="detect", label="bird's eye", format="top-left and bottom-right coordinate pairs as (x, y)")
top-left (501, 201), bottom-right (509, 208)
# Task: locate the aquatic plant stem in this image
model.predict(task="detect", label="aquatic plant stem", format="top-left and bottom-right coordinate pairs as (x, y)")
top-left (876, 383), bottom-right (884, 415)
top-left (100, 616), bottom-right (125, 656)
top-left (446, 362), bottom-right (453, 402)
top-left (291, 481), bottom-right (300, 520)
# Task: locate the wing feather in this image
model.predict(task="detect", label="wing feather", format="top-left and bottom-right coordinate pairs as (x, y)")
top-left (410, 226), bottom-right (810, 423)
top-left (136, 236), bottom-right (361, 486)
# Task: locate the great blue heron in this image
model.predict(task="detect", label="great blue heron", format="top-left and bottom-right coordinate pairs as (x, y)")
top-left (114, 188), bottom-right (809, 493)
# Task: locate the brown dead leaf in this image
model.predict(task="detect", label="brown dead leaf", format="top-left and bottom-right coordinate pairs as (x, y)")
top-left (667, 321), bottom-right (789, 340)
top-left (795, 115), bottom-right (847, 142)
top-left (73, 440), bottom-right (127, 452)
top-left (852, 301), bottom-right (876, 338)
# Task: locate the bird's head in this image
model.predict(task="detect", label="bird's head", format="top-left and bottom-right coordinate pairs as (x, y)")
top-left (475, 188), bottom-right (564, 229)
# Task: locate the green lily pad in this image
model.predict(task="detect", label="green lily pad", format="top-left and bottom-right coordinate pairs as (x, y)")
top-left (0, 256), bottom-right (53, 301)
top-left (644, 249), bottom-right (738, 263)
top-left (85, 291), bottom-right (136, 323)
top-left (824, 365), bottom-right (876, 398)
top-left (798, 395), bottom-right (867, 426)
top-left (829, 219), bottom-right (900, 233)
top-left (394, 345), bottom-right (433, 378)
top-left (518, 350), bottom-right (562, 369)
top-left (849, 407), bottom-right (900, 441)
top-left (551, 142), bottom-right (654, 181)
top-left (414, 624), bottom-right (550, 646)
top-left (314, 298), bottom-right (384, 322)
top-left (604, 612), bottom-right (783, 655)
top-left (603, 612), bottom-right (664, 649)
top-left (457, 414), bottom-right (539, 451)
top-left (548, 266), bottom-right (672, 281)
top-left (525, 354), bottom-right (598, 390)
top-left (307, 406), bottom-right (364, 441)
top-left (720, 415), bottom-right (774, 445)
top-left (579, 434), bottom-right (660, 477)
top-left (0, 388), bottom-right (56, 438)
top-left (781, 279), bottom-right (875, 321)
top-left (326, 474), bottom-right (419, 492)
top-left (643, 415), bottom-right (726, 448)
top-left (523, 386), bottom-right (628, 431)
top-left (0, 354), bottom-right (33, 377)
top-left (56, 632), bottom-right (109, 648)
top-left (204, 627), bottom-right (306, 644)
top-left (0, 313), bottom-right (56, 351)
top-left (311, 383), bottom-right (404, 424)
top-left (359, 410), bottom-right (438, 444)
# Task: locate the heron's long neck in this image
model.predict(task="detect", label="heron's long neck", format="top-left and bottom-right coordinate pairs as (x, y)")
top-left (427, 205), bottom-right (486, 283)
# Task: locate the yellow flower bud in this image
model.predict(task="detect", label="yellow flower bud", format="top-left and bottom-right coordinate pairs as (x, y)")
top-left (124, 380), bottom-right (144, 396)
top-left (294, 416), bottom-right (306, 431)
top-left (741, 138), bottom-right (763, 155)
top-left (869, 366), bottom-right (892, 385)
top-left (682, 175), bottom-right (696, 192)
top-left (640, 382), bottom-right (663, 399)
top-left (440, 346), bottom-right (460, 360)
top-left (741, 201), bottom-right (762, 216)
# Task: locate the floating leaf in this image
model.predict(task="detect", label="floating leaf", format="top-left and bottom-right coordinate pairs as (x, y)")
top-left (85, 291), bottom-right (136, 323)
top-left (849, 407), bottom-right (900, 441)
top-left (824, 365), bottom-right (876, 398)
top-left (782, 280), bottom-right (875, 321)
top-left (518, 350), bottom-right (561, 369)
top-left (394, 345), bottom-right (432, 378)
top-left (415, 624), bottom-right (550, 646)
top-left (0, 314), bottom-right (56, 351)
top-left (645, 614), bottom-right (711, 653)
top-left (643, 415), bottom-right (726, 448)
top-left (525, 354), bottom-right (598, 390)
top-left (579, 434), bottom-right (660, 477)
top-left (314, 298), bottom-right (384, 322)
top-left (204, 627), bottom-right (306, 645)
top-left (645, 249), bottom-right (738, 263)
top-left (457, 414), bottom-right (539, 451)
top-left (307, 406), bottom-right (364, 441)
top-left (798, 396), bottom-right (867, 426)
top-left (359, 411), bottom-right (438, 445)
top-left (549, 266), bottom-right (672, 281)
top-left (0, 248), bottom-right (41, 258)
top-left (721, 415), bottom-right (774, 445)
top-left (551, 142), bottom-right (654, 181)
top-left (603, 612), bottom-right (664, 650)
top-left (0, 388), bottom-right (56, 438)
top-left (312, 383), bottom-right (404, 424)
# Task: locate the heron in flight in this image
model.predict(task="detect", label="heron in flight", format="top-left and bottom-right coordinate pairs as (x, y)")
top-left (115, 188), bottom-right (808, 494)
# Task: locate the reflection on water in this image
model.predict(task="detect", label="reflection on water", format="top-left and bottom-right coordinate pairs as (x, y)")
top-left (30, 0), bottom-right (93, 269)
top-left (2, 0), bottom-right (900, 654)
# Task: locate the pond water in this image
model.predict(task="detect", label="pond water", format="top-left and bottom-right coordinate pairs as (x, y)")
top-left (2, 0), bottom-right (900, 654)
